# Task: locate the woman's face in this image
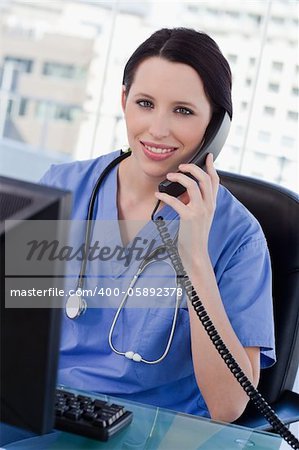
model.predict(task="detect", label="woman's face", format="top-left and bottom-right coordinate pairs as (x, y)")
top-left (122, 56), bottom-right (213, 181)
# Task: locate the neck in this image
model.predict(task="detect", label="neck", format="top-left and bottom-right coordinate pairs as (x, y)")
top-left (118, 155), bottom-right (161, 204)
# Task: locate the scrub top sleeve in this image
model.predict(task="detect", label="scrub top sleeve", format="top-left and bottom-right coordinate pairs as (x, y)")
top-left (218, 238), bottom-right (276, 369)
top-left (39, 165), bottom-right (55, 186)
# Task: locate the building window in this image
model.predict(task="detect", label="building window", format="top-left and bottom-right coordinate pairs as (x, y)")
top-left (248, 13), bottom-right (262, 25)
top-left (206, 8), bottom-right (219, 16)
top-left (35, 101), bottom-right (81, 122)
top-left (225, 10), bottom-right (240, 19)
top-left (249, 57), bottom-right (256, 66)
top-left (287, 111), bottom-right (298, 121)
top-left (241, 101), bottom-right (248, 111)
top-left (187, 4), bottom-right (199, 13)
top-left (264, 106), bottom-right (275, 116)
top-left (281, 136), bottom-right (295, 148)
top-left (258, 131), bottom-right (271, 142)
top-left (268, 82), bottom-right (279, 93)
top-left (19, 98), bottom-right (28, 116)
top-left (54, 105), bottom-right (81, 121)
top-left (254, 152), bottom-right (267, 162)
top-left (245, 78), bottom-right (252, 87)
top-left (272, 61), bottom-right (283, 71)
top-left (227, 54), bottom-right (237, 64)
top-left (3, 56), bottom-right (33, 73)
top-left (42, 62), bottom-right (86, 80)
top-left (6, 99), bottom-right (13, 117)
top-left (271, 16), bottom-right (284, 25)
top-left (291, 86), bottom-right (299, 96)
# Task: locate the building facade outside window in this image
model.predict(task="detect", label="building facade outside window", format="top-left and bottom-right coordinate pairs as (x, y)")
top-left (0, 0), bottom-right (297, 192)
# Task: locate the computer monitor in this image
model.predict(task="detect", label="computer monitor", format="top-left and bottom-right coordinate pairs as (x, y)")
top-left (0, 176), bottom-right (71, 434)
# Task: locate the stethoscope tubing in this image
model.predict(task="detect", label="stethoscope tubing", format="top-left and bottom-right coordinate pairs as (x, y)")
top-left (108, 252), bottom-right (182, 364)
top-left (78, 150), bottom-right (132, 289)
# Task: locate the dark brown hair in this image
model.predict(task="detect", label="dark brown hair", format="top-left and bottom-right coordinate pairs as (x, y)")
top-left (122, 27), bottom-right (232, 118)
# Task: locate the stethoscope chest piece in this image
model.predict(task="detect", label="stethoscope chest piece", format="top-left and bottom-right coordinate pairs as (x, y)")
top-left (65, 294), bottom-right (87, 320)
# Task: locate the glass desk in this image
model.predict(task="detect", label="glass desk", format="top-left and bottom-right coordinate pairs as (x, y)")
top-left (1, 387), bottom-right (283, 450)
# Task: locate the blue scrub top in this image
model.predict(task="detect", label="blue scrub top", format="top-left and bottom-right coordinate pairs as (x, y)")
top-left (40, 149), bottom-right (276, 418)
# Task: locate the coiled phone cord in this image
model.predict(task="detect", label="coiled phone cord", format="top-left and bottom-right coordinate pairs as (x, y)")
top-left (151, 210), bottom-right (299, 450)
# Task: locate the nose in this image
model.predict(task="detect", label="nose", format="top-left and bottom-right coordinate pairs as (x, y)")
top-left (148, 111), bottom-right (170, 140)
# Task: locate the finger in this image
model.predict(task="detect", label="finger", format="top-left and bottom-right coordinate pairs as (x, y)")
top-left (166, 171), bottom-right (202, 203)
top-left (205, 154), bottom-right (219, 200)
top-left (178, 163), bottom-right (213, 203)
top-left (154, 191), bottom-right (187, 217)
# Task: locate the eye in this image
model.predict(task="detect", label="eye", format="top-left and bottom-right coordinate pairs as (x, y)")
top-left (136, 100), bottom-right (153, 109)
top-left (175, 107), bottom-right (193, 115)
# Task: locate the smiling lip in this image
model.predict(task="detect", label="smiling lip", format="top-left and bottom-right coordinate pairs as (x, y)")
top-left (140, 141), bottom-right (178, 161)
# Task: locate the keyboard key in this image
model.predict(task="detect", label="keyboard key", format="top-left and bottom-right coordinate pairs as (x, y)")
top-left (55, 388), bottom-right (133, 441)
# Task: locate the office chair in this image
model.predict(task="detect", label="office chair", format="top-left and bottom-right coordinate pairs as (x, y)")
top-left (217, 170), bottom-right (299, 432)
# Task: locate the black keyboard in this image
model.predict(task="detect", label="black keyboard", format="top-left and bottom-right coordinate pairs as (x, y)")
top-left (55, 388), bottom-right (133, 441)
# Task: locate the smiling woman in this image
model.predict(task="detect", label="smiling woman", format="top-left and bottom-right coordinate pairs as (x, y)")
top-left (40, 27), bottom-right (276, 423)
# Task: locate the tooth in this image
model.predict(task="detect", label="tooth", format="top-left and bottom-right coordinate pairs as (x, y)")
top-left (145, 144), bottom-right (174, 154)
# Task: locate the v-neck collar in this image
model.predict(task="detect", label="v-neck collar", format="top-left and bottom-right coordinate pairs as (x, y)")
top-left (96, 160), bottom-right (180, 278)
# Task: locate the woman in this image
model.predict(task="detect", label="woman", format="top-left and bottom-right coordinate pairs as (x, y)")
top-left (41, 28), bottom-right (275, 422)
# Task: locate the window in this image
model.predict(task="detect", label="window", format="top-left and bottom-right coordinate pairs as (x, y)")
top-left (206, 8), bottom-right (219, 16)
top-left (241, 101), bottom-right (248, 111)
top-left (3, 56), bottom-right (33, 73)
top-left (42, 62), bottom-right (86, 80)
top-left (248, 13), bottom-right (262, 25)
top-left (287, 111), bottom-right (298, 121)
top-left (19, 98), bottom-right (28, 116)
top-left (54, 105), bottom-right (81, 121)
top-left (35, 101), bottom-right (81, 122)
top-left (281, 136), bottom-right (295, 148)
top-left (258, 131), bottom-right (271, 142)
top-left (254, 152), bottom-right (267, 162)
top-left (268, 82), bottom-right (279, 93)
top-left (291, 87), bottom-right (299, 96)
top-left (249, 57), bottom-right (256, 66)
top-left (187, 4), bottom-right (199, 13)
top-left (272, 61), bottom-right (283, 71)
top-left (264, 106), bottom-right (275, 116)
top-left (227, 54), bottom-right (237, 64)
top-left (6, 99), bottom-right (13, 117)
top-left (245, 78), bottom-right (252, 87)
top-left (35, 101), bottom-right (55, 120)
top-left (271, 16), bottom-right (284, 25)
top-left (225, 10), bottom-right (239, 19)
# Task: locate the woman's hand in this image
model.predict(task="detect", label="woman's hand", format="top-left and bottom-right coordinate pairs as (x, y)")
top-left (155, 153), bottom-right (219, 269)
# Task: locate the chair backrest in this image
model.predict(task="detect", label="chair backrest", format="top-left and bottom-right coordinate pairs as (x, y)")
top-left (219, 170), bottom-right (299, 404)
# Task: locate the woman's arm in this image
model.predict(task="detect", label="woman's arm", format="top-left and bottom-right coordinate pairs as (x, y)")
top-left (187, 252), bottom-right (260, 422)
top-left (155, 154), bottom-right (260, 422)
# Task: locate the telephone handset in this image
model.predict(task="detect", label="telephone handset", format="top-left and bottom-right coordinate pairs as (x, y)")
top-left (158, 109), bottom-right (231, 198)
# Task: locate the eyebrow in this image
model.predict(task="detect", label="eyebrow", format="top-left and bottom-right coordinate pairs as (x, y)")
top-left (133, 93), bottom-right (198, 109)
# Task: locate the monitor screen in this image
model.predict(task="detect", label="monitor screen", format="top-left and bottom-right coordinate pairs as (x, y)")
top-left (0, 176), bottom-right (71, 434)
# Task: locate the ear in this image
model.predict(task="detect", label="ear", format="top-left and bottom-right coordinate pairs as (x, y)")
top-left (121, 85), bottom-right (127, 112)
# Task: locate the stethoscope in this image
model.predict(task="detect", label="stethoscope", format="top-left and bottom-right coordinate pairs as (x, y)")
top-left (65, 149), bottom-right (183, 364)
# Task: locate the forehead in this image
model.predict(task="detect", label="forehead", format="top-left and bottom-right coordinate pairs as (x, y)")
top-left (130, 56), bottom-right (207, 100)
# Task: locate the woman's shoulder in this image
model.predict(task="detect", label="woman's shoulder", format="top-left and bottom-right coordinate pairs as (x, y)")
top-left (213, 184), bottom-right (266, 249)
top-left (39, 150), bottom-right (120, 191)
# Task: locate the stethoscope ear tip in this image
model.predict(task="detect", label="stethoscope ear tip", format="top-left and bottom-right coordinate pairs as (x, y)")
top-left (66, 294), bottom-right (87, 320)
